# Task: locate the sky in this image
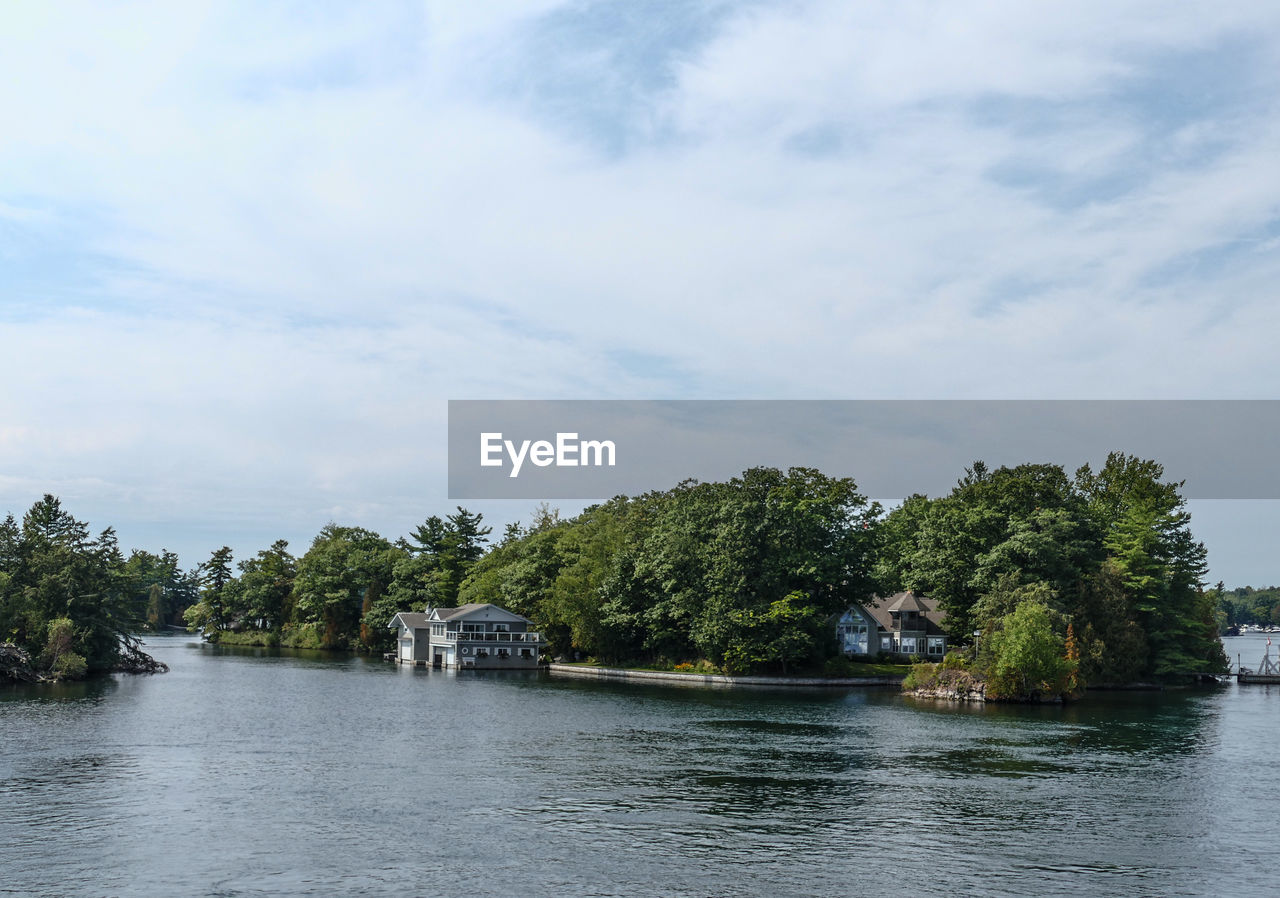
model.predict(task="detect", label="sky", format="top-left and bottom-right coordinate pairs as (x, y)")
top-left (1, 1), bottom-right (1279, 585)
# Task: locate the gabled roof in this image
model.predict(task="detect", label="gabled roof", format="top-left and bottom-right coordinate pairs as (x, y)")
top-left (859, 592), bottom-right (947, 636)
top-left (428, 603), bottom-right (533, 625)
top-left (388, 612), bottom-right (432, 630)
top-left (885, 591), bottom-right (931, 613)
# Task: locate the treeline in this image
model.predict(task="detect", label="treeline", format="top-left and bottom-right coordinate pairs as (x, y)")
top-left (1, 452), bottom-right (1233, 692)
top-left (876, 454), bottom-right (1228, 696)
top-left (0, 496), bottom-right (182, 679)
top-left (459, 468), bottom-right (878, 674)
top-left (456, 453), bottom-right (1228, 690)
top-left (181, 509), bottom-right (492, 652)
top-left (1217, 586), bottom-right (1280, 631)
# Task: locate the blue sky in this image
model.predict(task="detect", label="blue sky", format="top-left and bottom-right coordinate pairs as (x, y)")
top-left (2, 1), bottom-right (1279, 584)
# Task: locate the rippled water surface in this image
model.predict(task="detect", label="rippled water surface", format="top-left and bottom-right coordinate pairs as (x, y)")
top-left (3, 634), bottom-right (1277, 897)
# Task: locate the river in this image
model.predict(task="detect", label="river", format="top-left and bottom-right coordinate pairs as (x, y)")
top-left (2, 633), bottom-right (1277, 897)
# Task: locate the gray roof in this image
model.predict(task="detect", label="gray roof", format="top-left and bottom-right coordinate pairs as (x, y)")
top-left (885, 591), bottom-right (930, 613)
top-left (862, 592), bottom-right (947, 636)
top-left (392, 603), bottom-right (534, 627)
top-left (388, 612), bottom-right (432, 630)
top-left (431, 603), bottom-right (534, 624)
top-left (431, 604), bottom-right (486, 621)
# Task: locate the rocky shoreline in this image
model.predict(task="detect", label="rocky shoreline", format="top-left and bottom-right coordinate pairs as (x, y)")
top-left (1, 643), bottom-right (40, 683)
top-left (2, 641), bottom-right (168, 684)
top-left (907, 683), bottom-right (987, 702)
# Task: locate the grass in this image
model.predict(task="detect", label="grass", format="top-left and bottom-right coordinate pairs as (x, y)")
top-left (213, 630), bottom-right (281, 648)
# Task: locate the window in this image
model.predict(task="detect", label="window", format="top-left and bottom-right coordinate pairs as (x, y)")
top-left (520, 649), bottom-right (532, 658)
top-left (838, 621), bottom-right (869, 655)
top-left (927, 637), bottom-right (945, 656)
top-left (900, 637), bottom-right (917, 654)
top-left (880, 636), bottom-right (892, 651)
top-left (497, 648), bottom-right (510, 658)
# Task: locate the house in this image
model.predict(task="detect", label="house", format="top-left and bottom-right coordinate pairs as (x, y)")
top-left (836, 591), bottom-right (949, 660)
top-left (388, 603), bottom-right (542, 669)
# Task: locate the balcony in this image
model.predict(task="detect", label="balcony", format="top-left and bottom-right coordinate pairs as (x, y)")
top-left (440, 631), bottom-right (541, 644)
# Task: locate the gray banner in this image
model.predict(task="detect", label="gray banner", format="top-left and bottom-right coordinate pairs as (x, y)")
top-left (447, 400), bottom-right (1280, 500)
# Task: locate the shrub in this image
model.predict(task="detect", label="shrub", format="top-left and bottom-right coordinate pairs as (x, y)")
top-left (823, 656), bottom-right (858, 677)
top-left (52, 651), bottom-right (88, 680)
top-left (902, 662), bottom-right (940, 691)
top-left (984, 600), bottom-right (1075, 700)
top-left (41, 618), bottom-right (88, 681)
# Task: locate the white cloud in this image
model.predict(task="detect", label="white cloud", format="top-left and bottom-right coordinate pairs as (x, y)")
top-left (2, 0), bottom-right (1279, 576)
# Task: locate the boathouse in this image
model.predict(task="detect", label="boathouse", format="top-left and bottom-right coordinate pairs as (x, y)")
top-left (389, 603), bottom-right (542, 669)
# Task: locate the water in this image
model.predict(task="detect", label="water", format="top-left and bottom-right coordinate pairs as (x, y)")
top-left (2, 633), bottom-right (1277, 897)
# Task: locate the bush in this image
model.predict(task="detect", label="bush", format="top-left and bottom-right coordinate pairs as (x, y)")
top-left (52, 651), bottom-right (88, 680)
top-left (41, 618), bottom-right (88, 681)
top-left (823, 656), bottom-right (858, 677)
top-left (902, 662), bottom-right (940, 691)
top-left (279, 623), bottom-right (328, 650)
top-left (213, 629), bottom-right (281, 647)
top-left (984, 600), bottom-right (1075, 700)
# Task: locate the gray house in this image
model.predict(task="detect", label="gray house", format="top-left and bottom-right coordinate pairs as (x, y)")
top-left (389, 603), bottom-right (542, 669)
top-left (836, 591), bottom-right (949, 660)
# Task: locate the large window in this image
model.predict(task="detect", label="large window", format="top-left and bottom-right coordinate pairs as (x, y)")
top-left (899, 637), bottom-right (917, 655)
top-left (927, 637), bottom-right (945, 656)
top-left (838, 620), bottom-right (869, 655)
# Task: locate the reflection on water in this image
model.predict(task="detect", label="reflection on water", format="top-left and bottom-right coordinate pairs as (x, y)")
top-left (1, 634), bottom-right (1275, 897)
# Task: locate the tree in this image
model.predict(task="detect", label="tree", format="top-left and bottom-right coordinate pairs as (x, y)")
top-left (236, 540), bottom-right (296, 630)
top-left (185, 547), bottom-right (235, 635)
top-left (0, 496), bottom-right (161, 677)
top-left (291, 525), bottom-right (402, 649)
top-left (983, 599), bottom-right (1074, 700)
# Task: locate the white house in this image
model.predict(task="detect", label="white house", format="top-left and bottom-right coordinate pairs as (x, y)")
top-left (389, 603), bottom-right (542, 669)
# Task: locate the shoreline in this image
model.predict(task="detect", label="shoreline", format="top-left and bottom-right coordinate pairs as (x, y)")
top-left (546, 662), bottom-right (904, 688)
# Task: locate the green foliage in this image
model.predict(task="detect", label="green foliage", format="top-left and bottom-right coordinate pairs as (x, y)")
top-left (235, 540), bottom-right (295, 631)
top-left (1217, 584), bottom-right (1280, 630)
top-left (41, 617), bottom-right (87, 680)
top-left (0, 496), bottom-right (169, 677)
top-left (458, 467), bottom-right (880, 674)
top-left (291, 525), bottom-right (402, 650)
top-left (879, 452), bottom-right (1227, 683)
top-left (983, 600), bottom-right (1074, 700)
top-left (902, 661), bottom-right (938, 691)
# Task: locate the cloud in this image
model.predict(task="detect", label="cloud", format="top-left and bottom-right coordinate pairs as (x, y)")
top-left (1, 0), bottom-right (1279, 578)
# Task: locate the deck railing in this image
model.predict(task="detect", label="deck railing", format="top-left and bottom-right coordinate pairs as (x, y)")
top-left (440, 631), bottom-right (541, 643)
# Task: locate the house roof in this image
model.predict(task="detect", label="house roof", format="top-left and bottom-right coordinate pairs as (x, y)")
top-left (391, 603), bottom-right (534, 628)
top-left (430, 603), bottom-right (534, 625)
top-left (388, 612), bottom-right (432, 630)
top-left (430, 604), bottom-right (484, 621)
top-left (861, 592), bottom-right (948, 636)
top-left (885, 591), bottom-right (931, 613)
